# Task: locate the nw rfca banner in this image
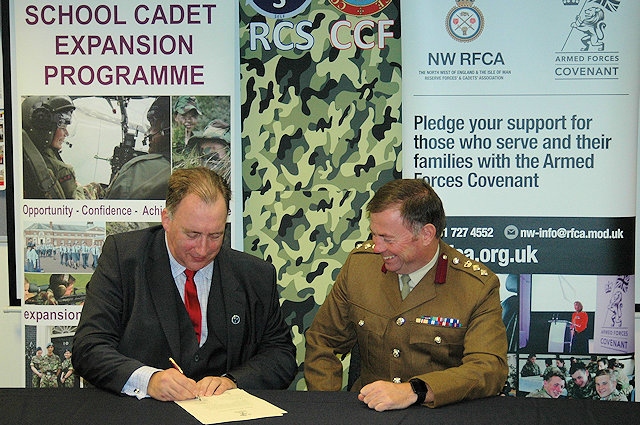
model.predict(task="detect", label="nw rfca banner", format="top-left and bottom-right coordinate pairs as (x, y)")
top-left (402, 0), bottom-right (638, 398)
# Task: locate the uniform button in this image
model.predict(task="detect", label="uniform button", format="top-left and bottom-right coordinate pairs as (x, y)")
top-left (358, 320), bottom-right (365, 327)
top-left (434, 336), bottom-right (442, 344)
top-left (194, 354), bottom-right (200, 362)
top-left (393, 377), bottom-right (401, 384)
top-left (396, 317), bottom-right (405, 326)
top-left (392, 348), bottom-right (400, 358)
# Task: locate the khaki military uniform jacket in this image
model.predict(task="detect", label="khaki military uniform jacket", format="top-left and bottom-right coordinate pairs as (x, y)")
top-left (105, 154), bottom-right (170, 200)
top-left (304, 240), bottom-right (508, 407)
top-left (41, 147), bottom-right (86, 199)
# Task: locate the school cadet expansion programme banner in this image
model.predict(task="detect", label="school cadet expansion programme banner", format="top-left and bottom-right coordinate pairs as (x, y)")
top-left (10, 0), bottom-right (238, 388)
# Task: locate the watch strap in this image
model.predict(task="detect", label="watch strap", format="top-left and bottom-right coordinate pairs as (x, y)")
top-left (409, 378), bottom-right (427, 405)
top-left (221, 373), bottom-right (237, 385)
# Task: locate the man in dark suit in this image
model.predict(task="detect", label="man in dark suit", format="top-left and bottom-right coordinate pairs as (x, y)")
top-left (73, 167), bottom-right (296, 401)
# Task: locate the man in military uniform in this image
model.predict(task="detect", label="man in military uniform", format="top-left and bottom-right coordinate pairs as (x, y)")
top-left (594, 368), bottom-right (627, 401)
top-left (22, 95), bottom-right (102, 199)
top-left (29, 347), bottom-right (43, 388)
top-left (526, 367), bottom-right (565, 398)
top-left (39, 342), bottom-right (61, 388)
top-left (304, 179), bottom-right (508, 409)
top-left (567, 361), bottom-right (596, 399)
top-left (104, 96), bottom-right (171, 200)
top-left (521, 354), bottom-right (542, 377)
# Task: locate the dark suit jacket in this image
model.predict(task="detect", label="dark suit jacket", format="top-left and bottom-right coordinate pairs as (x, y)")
top-left (73, 225), bottom-right (296, 394)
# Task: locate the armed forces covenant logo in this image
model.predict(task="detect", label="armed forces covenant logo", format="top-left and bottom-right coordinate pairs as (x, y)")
top-left (446, 0), bottom-right (485, 42)
top-left (328, 0), bottom-right (392, 16)
top-left (247, 0), bottom-right (313, 19)
top-left (556, 0), bottom-right (622, 81)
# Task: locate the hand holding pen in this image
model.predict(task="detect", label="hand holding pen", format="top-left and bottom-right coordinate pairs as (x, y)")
top-left (145, 358), bottom-right (198, 402)
top-left (169, 357), bottom-right (201, 400)
top-left (167, 357), bottom-right (237, 398)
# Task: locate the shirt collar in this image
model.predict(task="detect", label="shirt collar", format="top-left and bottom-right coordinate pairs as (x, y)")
top-left (404, 246), bottom-right (440, 289)
top-left (165, 234), bottom-right (214, 280)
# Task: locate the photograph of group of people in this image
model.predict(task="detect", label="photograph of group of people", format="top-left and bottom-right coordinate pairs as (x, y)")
top-left (23, 222), bottom-right (104, 272)
top-left (499, 273), bottom-right (635, 401)
top-left (21, 94), bottom-right (230, 200)
top-left (26, 336), bottom-right (78, 389)
top-left (516, 354), bottom-right (633, 401)
top-left (24, 273), bottom-right (87, 306)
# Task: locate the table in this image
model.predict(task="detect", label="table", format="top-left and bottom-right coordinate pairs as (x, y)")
top-left (2, 388), bottom-right (639, 425)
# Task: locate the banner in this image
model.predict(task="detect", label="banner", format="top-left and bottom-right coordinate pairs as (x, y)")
top-left (239, 0), bottom-right (402, 388)
top-left (402, 0), bottom-right (637, 397)
top-left (10, 0), bottom-right (239, 388)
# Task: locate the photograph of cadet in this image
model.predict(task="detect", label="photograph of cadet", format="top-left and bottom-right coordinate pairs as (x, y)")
top-left (609, 358), bottom-right (634, 399)
top-left (180, 119), bottom-right (231, 183)
top-left (526, 367), bottom-right (566, 399)
top-left (171, 95), bottom-right (230, 171)
top-left (518, 353), bottom-right (560, 395)
top-left (60, 349), bottom-right (75, 388)
top-left (29, 346), bottom-right (44, 388)
top-left (24, 273), bottom-right (88, 305)
top-left (24, 241), bottom-right (40, 272)
top-left (23, 221), bottom-right (105, 274)
top-left (567, 361), bottom-right (596, 399)
top-left (521, 353), bottom-right (542, 377)
top-left (172, 95), bottom-right (203, 148)
top-left (73, 168), bottom-right (296, 401)
top-left (594, 368), bottom-right (627, 401)
top-left (588, 356), bottom-right (635, 401)
top-left (518, 275), bottom-right (596, 355)
top-left (39, 342), bottom-right (61, 388)
top-left (555, 356), bottom-right (569, 376)
top-left (104, 96), bottom-right (171, 199)
top-left (22, 95), bottom-right (173, 200)
top-left (21, 95), bottom-right (103, 199)
top-left (303, 179), bottom-right (508, 409)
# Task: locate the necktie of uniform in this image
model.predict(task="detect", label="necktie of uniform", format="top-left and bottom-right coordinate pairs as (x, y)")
top-left (184, 269), bottom-right (201, 342)
top-left (400, 274), bottom-right (412, 300)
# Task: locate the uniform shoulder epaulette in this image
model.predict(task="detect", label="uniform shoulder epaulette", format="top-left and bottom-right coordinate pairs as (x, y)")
top-left (353, 241), bottom-right (376, 254)
top-left (447, 253), bottom-right (494, 284)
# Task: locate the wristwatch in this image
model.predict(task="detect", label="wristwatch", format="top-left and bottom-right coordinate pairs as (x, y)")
top-left (409, 378), bottom-right (428, 405)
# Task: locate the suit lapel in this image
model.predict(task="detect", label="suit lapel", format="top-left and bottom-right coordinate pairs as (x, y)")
top-left (146, 229), bottom-right (182, 358)
top-left (215, 249), bottom-right (246, 370)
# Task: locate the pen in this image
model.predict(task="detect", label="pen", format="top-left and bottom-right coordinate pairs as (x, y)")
top-left (169, 357), bottom-right (184, 374)
top-left (169, 357), bottom-right (201, 400)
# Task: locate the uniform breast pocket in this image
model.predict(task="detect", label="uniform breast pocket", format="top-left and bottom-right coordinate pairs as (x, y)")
top-left (409, 325), bottom-right (465, 367)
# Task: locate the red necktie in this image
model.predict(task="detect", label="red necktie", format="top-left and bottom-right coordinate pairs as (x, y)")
top-left (184, 269), bottom-right (201, 342)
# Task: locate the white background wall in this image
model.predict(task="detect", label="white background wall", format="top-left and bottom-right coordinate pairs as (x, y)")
top-left (0, 243), bottom-right (25, 387)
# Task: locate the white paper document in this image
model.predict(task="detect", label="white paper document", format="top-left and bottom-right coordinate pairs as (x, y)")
top-left (175, 389), bottom-right (287, 424)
